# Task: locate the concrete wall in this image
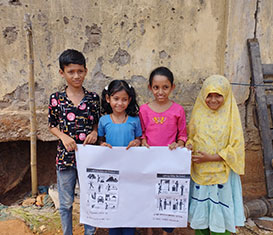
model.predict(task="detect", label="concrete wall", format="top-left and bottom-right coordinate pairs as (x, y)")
top-left (0, 0), bottom-right (272, 198)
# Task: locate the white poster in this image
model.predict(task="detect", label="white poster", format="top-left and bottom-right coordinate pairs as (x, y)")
top-left (76, 145), bottom-right (191, 228)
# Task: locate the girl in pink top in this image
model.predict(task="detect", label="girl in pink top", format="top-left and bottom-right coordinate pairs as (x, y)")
top-left (140, 67), bottom-right (187, 235)
top-left (139, 66), bottom-right (187, 150)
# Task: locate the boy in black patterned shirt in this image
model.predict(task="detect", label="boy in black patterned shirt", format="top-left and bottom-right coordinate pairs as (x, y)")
top-left (48, 49), bottom-right (99, 235)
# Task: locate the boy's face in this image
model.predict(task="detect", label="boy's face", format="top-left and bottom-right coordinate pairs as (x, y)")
top-left (59, 64), bottom-right (87, 89)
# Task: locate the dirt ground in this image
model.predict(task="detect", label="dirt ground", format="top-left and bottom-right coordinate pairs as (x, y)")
top-left (0, 219), bottom-right (85, 235)
top-left (0, 220), bottom-right (196, 235)
top-left (1, 218), bottom-right (273, 235)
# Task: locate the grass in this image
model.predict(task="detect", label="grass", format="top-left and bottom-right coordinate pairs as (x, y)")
top-left (9, 206), bottom-right (62, 233)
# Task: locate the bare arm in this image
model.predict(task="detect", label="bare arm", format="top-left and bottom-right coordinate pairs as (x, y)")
top-left (192, 151), bottom-right (223, 164)
top-left (49, 127), bottom-right (77, 152)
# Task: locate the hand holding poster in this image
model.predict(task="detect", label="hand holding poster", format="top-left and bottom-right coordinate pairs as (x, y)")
top-left (76, 145), bottom-right (191, 228)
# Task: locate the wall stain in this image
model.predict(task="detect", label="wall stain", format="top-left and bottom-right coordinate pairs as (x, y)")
top-left (3, 26), bottom-right (18, 45)
top-left (0, 82), bottom-right (47, 110)
top-left (8, 0), bottom-right (21, 6)
top-left (90, 57), bottom-right (113, 92)
top-left (159, 50), bottom-right (169, 59)
top-left (83, 24), bottom-right (102, 53)
top-left (110, 48), bottom-right (131, 66)
top-left (63, 16), bottom-right (69, 25)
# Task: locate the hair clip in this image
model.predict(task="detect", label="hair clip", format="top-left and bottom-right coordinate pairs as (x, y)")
top-left (128, 84), bottom-right (132, 88)
top-left (105, 86), bottom-right (108, 91)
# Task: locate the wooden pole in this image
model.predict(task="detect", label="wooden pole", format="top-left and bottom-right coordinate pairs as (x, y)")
top-left (24, 14), bottom-right (38, 196)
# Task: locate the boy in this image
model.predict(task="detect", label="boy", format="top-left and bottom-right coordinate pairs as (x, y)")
top-left (48, 49), bottom-right (100, 235)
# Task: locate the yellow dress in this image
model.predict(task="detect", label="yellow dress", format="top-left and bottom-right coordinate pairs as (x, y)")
top-left (187, 75), bottom-right (245, 185)
top-left (187, 75), bottom-right (245, 233)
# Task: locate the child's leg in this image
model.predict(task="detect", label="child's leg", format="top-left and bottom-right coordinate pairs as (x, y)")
top-left (147, 228), bottom-right (153, 235)
top-left (109, 228), bottom-right (122, 235)
top-left (109, 228), bottom-right (135, 235)
top-left (57, 168), bottom-right (77, 235)
top-left (210, 231), bottom-right (231, 235)
top-left (75, 178), bottom-right (96, 235)
top-left (162, 228), bottom-right (174, 233)
top-left (122, 228), bottom-right (135, 235)
top-left (84, 224), bottom-right (96, 235)
top-left (195, 229), bottom-right (231, 235)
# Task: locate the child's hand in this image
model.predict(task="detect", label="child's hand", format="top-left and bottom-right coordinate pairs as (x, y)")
top-left (142, 138), bottom-right (150, 148)
top-left (186, 144), bottom-right (193, 151)
top-left (192, 151), bottom-right (222, 163)
top-left (61, 134), bottom-right (77, 152)
top-left (83, 131), bottom-right (98, 145)
top-left (100, 142), bottom-right (112, 149)
top-left (168, 142), bottom-right (178, 150)
top-left (126, 139), bottom-right (141, 150)
top-left (168, 140), bottom-right (184, 150)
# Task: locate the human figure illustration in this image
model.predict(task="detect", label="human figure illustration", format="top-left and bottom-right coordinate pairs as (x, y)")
top-left (159, 199), bottom-right (163, 211)
top-left (89, 182), bottom-right (94, 189)
top-left (179, 199), bottom-right (183, 210)
top-left (158, 182), bottom-right (162, 194)
top-left (91, 192), bottom-right (96, 200)
top-left (172, 199), bottom-right (178, 210)
top-left (98, 184), bottom-right (102, 193)
top-left (175, 181), bottom-right (179, 191)
top-left (180, 184), bottom-right (184, 196)
top-left (164, 198), bottom-right (167, 210)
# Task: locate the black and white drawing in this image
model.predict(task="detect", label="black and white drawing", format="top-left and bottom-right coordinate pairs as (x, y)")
top-left (86, 168), bottom-right (119, 210)
top-left (155, 173), bottom-right (190, 213)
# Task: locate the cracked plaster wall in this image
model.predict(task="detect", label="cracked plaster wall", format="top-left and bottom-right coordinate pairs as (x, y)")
top-left (0, 0), bottom-right (272, 198)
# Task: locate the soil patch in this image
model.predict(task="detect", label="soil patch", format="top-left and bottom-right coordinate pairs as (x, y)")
top-left (0, 219), bottom-right (34, 235)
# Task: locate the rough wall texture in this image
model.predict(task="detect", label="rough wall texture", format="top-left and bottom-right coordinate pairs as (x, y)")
top-left (0, 0), bottom-right (272, 198)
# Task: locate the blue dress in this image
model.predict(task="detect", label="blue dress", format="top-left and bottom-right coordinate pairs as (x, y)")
top-left (98, 114), bottom-right (142, 235)
top-left (98, 114), bottom-right (142, 146)
top-left (188, 170), bottom-right (245, 233)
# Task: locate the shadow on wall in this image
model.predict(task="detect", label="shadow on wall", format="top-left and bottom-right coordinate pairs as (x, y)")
top-left (0, 140), bottom-right (57, 205)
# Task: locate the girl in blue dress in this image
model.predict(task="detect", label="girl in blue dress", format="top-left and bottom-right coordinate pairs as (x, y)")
top-left (98, 80), bottom-right (142, 235)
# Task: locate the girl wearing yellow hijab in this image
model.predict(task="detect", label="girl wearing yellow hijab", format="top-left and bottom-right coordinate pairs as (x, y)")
top-left (186, 75), bottom-right (245, 235)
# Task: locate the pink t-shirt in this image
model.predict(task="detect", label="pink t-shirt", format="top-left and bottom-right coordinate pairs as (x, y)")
top-left (139, 102), bottom-right (187, 146)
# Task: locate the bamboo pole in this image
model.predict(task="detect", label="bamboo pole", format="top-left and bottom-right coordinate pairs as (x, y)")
top-left (24, 14), bottom-right (38, 196)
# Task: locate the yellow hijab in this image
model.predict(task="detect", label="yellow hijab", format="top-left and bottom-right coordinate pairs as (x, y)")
top-left (187, 75), bottom-right (245, 185)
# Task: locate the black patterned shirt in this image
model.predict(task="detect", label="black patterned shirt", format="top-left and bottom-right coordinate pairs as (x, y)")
top-left (48, 87), bottom-right (100, 170)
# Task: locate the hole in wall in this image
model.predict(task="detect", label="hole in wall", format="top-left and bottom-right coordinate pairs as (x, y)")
top-left (0, 140), bottom-right (57, 205)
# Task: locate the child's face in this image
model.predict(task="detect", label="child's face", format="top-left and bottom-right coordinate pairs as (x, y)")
top-left (59, 64), bottom-right (87, 89)
top-left (149, 75), bottom-right (175, 103)
top-left (205, 92), bottom-right (224, 110)
top-left (106, 90), bottom-right (131, 115)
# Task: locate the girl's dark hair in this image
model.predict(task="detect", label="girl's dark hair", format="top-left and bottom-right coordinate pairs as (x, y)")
top-left (149, 66), bottom-right (174, 86)
top-left (101, 80), bottom-right (139, 116)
